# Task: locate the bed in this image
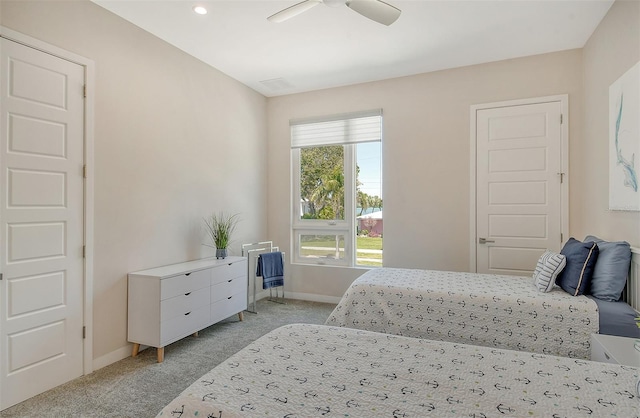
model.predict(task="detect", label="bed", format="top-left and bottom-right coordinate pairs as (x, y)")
top-left (325, 240), bottom-right (640, 360)
top-left (157, 323), bottom-right (639, 417)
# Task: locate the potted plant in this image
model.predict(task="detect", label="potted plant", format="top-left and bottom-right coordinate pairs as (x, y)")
top-left (203, 212), bottom-right (240, 259)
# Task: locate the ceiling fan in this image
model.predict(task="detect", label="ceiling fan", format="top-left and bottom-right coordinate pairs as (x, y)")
top-left (268, 0), bottom-right (401, 26)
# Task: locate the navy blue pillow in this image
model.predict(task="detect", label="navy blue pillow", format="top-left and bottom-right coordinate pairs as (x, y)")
top-left (584, 235), bottom-right (631, 301)
top-left (555, 238), bottom-right (599, 296)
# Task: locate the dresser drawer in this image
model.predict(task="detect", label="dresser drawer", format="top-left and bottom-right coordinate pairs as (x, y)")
top-left (161, 305), bottom-right (210, 344)
top-left (211, 291), bottom-right (246, 323)
top-left (211, 276), bottom-right (246, 303)
top-left (161, 287), bottom-right (210, 321)
top-left (161, 268), bottom-right (211, 300)
top-left (211, 260), bottom-right (245, 285)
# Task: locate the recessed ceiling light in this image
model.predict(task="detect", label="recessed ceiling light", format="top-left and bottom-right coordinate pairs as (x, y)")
top-left (193, 5), bottom-right (207, 15)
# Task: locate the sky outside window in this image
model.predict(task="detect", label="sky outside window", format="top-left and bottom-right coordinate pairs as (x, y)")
top-left (357, 142), bottom-right (382, 200)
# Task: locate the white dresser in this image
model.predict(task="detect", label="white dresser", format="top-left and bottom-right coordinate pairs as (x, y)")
top-left (128, 256), bottom-right (247, 362)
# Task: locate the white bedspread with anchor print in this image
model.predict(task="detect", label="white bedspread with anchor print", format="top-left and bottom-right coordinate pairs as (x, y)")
top-left (325, 267), bottom-right (599, 359)
top-left (157, 324), bottom-right (637, 418)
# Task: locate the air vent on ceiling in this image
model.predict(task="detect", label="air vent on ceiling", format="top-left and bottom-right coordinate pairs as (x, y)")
top-left (259, 78), bottom-right (294, 92)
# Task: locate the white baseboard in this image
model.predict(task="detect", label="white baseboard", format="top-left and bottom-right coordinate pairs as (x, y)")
top-left (92, 344), bottom-right (132, 371)
top-left (255, 290), bottom-right (341, 305)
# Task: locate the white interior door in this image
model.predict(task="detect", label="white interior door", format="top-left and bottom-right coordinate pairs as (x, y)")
top-left (475, 99), bottom-right (566, 276)
top-left (1, 38), bottom-right (85, 410)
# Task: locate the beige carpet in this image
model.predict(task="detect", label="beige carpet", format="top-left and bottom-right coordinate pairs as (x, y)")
top-left (0, 299), bottom-right (336, 418)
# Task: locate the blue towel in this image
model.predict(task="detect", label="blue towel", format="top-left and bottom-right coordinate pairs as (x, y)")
top-left (256, 252), bottom-right (284, 289)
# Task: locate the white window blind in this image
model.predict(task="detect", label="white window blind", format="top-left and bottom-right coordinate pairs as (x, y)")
top-left (290, 109), bottom-right (382, 148)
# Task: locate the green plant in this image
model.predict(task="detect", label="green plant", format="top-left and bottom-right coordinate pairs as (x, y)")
top-left (203, 212), bottom-right (239, 249)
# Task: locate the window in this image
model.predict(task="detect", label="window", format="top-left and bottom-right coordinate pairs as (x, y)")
top-left (291, 110), bottom-right (383, 267)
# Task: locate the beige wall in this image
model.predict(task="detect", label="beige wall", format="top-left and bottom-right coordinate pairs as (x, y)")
top-left (267, 50), bottom-right (584, 299)
top-left (579, 0), bottom-right (640, 245)
top-left (1, 1), bottom-right (268, 364)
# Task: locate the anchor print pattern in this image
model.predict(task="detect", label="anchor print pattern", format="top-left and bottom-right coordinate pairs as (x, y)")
top-left (157, 324), bottom-right (638, 417)
top-left (325, 268), bottom-right (599, 359)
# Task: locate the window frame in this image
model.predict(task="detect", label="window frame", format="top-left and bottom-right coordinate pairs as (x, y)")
top-left (290, 110), bottom-right (381, 267)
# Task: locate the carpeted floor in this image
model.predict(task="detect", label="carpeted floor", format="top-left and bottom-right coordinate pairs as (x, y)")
top-left (0, 299), bottom-right (337, 418)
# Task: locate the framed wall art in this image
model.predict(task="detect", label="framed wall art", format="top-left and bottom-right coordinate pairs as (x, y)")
top-left (609, 61), bottom-right (640, 211)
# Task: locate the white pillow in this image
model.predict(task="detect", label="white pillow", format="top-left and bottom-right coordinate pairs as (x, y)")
top-left (533, 250), bottom-right (566, 292)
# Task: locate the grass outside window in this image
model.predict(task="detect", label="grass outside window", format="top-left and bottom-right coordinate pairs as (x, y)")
top-left (300, 236), bottom-right (382, 266)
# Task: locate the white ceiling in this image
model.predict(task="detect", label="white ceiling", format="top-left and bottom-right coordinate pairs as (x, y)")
top-left (91, 0), bottom-right (614, 97)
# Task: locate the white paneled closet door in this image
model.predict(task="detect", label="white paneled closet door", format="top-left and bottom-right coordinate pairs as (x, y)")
top-left (475, 98), bottom-right (566, 276)
top-left (0, 37), bottom-right (85, 410)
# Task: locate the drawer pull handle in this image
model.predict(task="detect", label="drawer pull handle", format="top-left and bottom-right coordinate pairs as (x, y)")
top-left (228, 296), bottom-right (232, 300)
top-left (228, 279), bottom-right (233, 283)
top-left (604, 352), bottom-right (610, 360)
top-left (228, 263), bottom-right (233, 266)
top-left (184, 312), bottom-right (191, 316)
top-left (185, 272), bottom-right (192, 276)
top-left (184, 292), bottom-right (191, 296)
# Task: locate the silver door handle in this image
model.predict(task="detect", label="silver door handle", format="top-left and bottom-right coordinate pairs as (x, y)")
top-left (478, 237), bottom-right (495, 244)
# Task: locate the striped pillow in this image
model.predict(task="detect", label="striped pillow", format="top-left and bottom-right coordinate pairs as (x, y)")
top-left (533, 250), bottom-right (566, 292)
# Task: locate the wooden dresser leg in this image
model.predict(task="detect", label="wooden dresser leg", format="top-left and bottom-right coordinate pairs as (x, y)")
top-left (132, 343), bottom-right (140, 357)
top-left (238, 311), bottom-right (244, 321)
top-left (193, 331), bottom-right (199, 337)
top-left (157, 347), bottom-right (165, 363)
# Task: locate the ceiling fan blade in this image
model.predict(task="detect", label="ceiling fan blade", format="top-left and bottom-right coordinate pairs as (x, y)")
top-left (268, 0), bottom-right (322, 23)
top-left (346, 0), bottom-right (401, 26)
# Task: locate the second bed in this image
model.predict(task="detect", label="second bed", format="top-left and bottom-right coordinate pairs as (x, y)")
top-left (325, 264), bottom-right (639, 359)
